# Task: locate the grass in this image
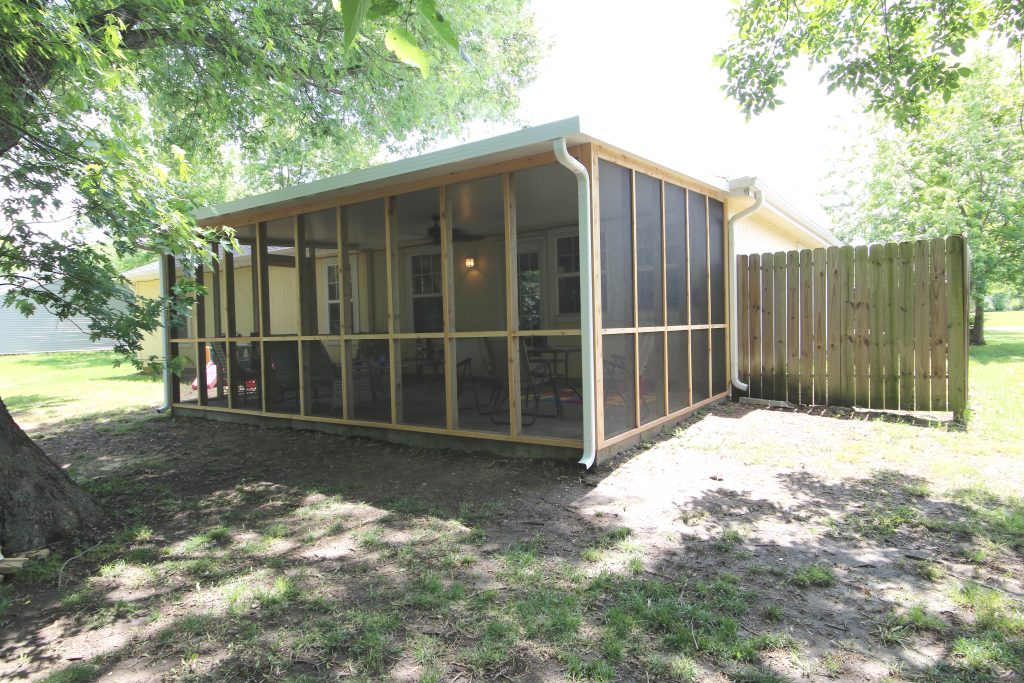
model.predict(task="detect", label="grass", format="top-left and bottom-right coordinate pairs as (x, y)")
top-left (790, 564), bottom-right (835, 588)
top-left (0, 350), bottom-right (161, 430)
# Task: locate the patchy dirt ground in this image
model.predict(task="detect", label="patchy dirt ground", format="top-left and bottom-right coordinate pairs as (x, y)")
top-left (1, 401), bottom-right (1022, 682)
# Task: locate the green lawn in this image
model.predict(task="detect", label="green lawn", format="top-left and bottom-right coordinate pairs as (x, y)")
top-left (986, 309), bottom-right (1024, 328)
top-left (0, 351), bottom-right (162, 431)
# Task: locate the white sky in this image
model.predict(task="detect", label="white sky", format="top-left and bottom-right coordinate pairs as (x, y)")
top-left (442, 0), bottom-right (870, 227)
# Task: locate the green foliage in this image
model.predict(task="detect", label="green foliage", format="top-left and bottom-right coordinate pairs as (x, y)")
top-left (716, 0), bottom-right (1022, 126)
top-left (826, 53), bottom-right (1024, 314)
top-left (0, 0), bottom-right (540, 365)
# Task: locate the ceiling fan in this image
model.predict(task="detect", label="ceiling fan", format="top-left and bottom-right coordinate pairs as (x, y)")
top-left (426, 215), bottom-right (483, 244)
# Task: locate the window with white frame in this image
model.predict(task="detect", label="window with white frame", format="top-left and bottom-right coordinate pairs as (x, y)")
top-left (326, 263), bottom-right (341, 334)
top-left (555, 234), bottom-right (580, 316)
top-left (409, 251), bottom-right (443, 332)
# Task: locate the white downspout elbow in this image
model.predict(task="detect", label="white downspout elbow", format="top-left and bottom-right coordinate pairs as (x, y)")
top-left (157, 255), bottom-right (173, 413)
top-left (728, 186), bottom-right (764, 393)
top-left (553, 138), bottom-right (597, 470)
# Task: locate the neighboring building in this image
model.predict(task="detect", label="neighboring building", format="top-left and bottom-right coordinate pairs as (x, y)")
top-left (124, 117), bottom-right (838, 465)
top-left (0, 285), bottom-right (114, 355)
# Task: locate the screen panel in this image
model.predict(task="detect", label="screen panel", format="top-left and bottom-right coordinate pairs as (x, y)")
top-left (602, 333), bottom-right (636, 438)
top-left (665, 184), bottom-right (688, 325)
top-left (599, 161), bottom-right (634, 329)
top-left (667, 331), bottom-right (690, 412)
top-left (635, 173), bottom-right (663, 327)
top-left (638, 332), bottom-right (665, 425)
top-left (691, 329), bottom-right (710, 403)
top-left (688, 192), bottom-right (709, 325)
top-left (709, 198), bottom-right (726, 325)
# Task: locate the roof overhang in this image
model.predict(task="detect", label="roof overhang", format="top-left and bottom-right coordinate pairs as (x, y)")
top-left (195, 117), bottom-right (593, 227)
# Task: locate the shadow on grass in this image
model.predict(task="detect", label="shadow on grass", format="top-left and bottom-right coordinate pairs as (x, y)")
top-left (970, 331), bottom-right (1024, 365)
top-left (2, 393), bottom-right (69, 413)
top-left (10, 351), bottom-right (120, 371)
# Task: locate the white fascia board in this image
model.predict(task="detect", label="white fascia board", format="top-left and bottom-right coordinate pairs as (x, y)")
top-left (194, 117), bottom-right (587, 224)
top-left (728, 176), bottom-right (840, 247)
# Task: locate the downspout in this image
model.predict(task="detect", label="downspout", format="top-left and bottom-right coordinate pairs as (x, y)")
top-left (728, 185), bottom-right (764, 393)
top-left (553, 138), bottom-right (597, 470)
top-left (157, 255), bottom-right (173, 413)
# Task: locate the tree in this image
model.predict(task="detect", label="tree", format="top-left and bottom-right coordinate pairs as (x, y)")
top-left (825, 54), bottom-right (1024, 344)
top-left (0, 0), bottom-right (540, 553)
top-left (716, 0), bottom-right (1023, 127)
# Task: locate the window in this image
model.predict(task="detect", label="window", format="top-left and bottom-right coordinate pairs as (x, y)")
top-left (326, 263), bottom-right (341, 334)
top-left (410, 252), bottom-right (443, 332)
top-left (555, 235), bottom-right (580, 316)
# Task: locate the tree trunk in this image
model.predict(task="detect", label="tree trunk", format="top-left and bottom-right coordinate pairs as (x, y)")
top-left (0, 396), bottom-right (104, 555)
top-left (970, 300), bottom-right (985, 346)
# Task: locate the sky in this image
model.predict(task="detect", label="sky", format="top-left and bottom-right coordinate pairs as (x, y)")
top-left (436, 0), bottom-right (870, 227)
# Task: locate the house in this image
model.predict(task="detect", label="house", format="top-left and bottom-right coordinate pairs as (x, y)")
top-left (0, 284), bottom-right (115, 356)
top-left (125, 117), bottom-right (838, 466)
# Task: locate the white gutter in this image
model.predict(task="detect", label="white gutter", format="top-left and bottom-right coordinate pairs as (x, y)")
top-left (157, 256), bottom-right (172, 413)
top-left (727, 184), bottom-right (764, 393)
top-left (553, 138), bottom-right (597, 470)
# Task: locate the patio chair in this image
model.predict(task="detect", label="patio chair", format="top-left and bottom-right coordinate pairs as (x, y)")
top-left (263, 342), bottom-right (300, 411)
top-left (479, 338), bottom-right (561, 425)
top-left (304, 341), bottom-right (340, 412)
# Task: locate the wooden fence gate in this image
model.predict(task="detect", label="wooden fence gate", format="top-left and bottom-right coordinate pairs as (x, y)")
top-left (735, 235), bottom-right (969, 417)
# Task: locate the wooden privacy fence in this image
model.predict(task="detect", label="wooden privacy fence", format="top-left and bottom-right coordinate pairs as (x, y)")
top-left (736, 235), bottom-right (969, 417)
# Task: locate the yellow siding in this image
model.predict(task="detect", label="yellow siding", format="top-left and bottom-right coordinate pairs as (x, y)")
top-left (727, 197), bottom-right (831, 255)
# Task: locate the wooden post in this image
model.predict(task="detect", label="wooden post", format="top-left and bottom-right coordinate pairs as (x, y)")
top-left (295, 214), bottom-right (307, 416)
top-left (946, 235), bottom-right (967, 418)
top-left (440, 187), bottom-right (457, 431)
top-left (504, 173), bottom-right (521, 434)
top-left (661, 181), bottom-right (669, 412)
top-left (590, 156), bottom-right (605, 445)
top-left (337, 206), bottom-right (351, 420)
top-left (256, 222), bottom-right (269, 413)
top-left (631, 171), bottom-right (640, 430)
top-left (825, 247), bottom-right (841, 405)
top-left (385, 198), bottom-right (399, 424)
top-left (224, 250), bottom-right (236, 409)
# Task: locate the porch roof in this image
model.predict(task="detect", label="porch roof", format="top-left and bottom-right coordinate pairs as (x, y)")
top-left (193, 116), bottom-right (731, 227)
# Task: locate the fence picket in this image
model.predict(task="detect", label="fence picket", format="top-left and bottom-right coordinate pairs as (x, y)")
top-left (787, 251), bottom-right (800, 402)
top-left (748, 253), bottom-right (762, 398)
top-left (773, 252), bottom-right (787, 399)
top-left (898, 242), bottom-right (915, 409)
top-left (812, 249), bottom-right (827, 405)
top-left (868, 244), bottom-right (883, 408)
top-left (800, 250), bottom-right (813, 404)
top-left (826, 247), bottom-right (841, 405)
top-left (883, 243), bottom-right (899, 409)
top-left (914, 240), bottom-right (931, 410)
top-left (738, 254), bottom-right (749, 390)
top-left (761, 252), bottom-right (775, 399)
top-left (930, 238), bottom-right (948, 411)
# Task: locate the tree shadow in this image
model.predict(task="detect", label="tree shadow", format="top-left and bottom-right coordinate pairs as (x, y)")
top-left (1, 406), bottom-right (1021, 682)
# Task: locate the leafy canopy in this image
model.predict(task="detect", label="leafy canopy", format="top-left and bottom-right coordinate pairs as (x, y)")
top-left (716, 0), bottom-right (1023, 126)
top-left (825, 53), bottom-right (1024, 306)
top-left (0, 0), bottom-right (539, 361)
